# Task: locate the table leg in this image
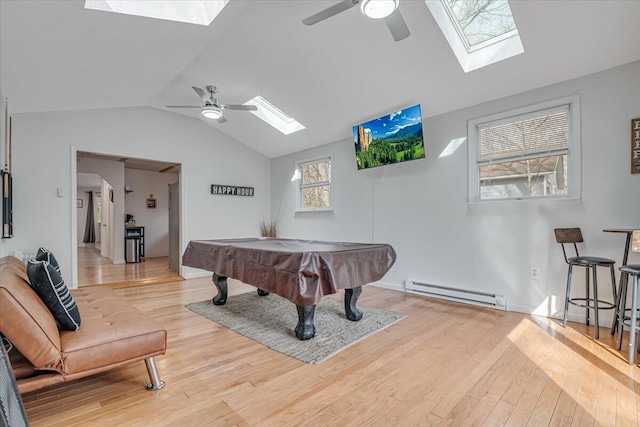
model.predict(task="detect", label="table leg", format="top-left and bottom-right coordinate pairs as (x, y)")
top-left (295, 305), bottom-right (316, 340)
top-left (628, 274), bottom-right (638, 365)
top-left (257, 289), bottom-right (270, 296)
top-left (212, 273), bottom-right (228, 305)
top-left (611, 232), bottom-right (633, 335)
top-left (345, 286), bottom-right (363, 321)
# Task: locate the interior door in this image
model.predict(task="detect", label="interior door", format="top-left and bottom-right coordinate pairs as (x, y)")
top-left (100, 179), bottom-right (111, 258)
top-left (108, 187), bottom-right (115, 260)
top-left (168, 182), bottom-right (180, 272)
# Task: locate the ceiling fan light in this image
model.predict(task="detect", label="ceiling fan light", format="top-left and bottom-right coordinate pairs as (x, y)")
top-left (201, 106), bottom-right (222, 119)
top-left (360, 0), bottom-right (398, 19)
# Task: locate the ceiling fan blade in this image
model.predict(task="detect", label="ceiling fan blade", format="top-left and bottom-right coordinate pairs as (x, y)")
top-left (302, 0), bottom-right (359, 26)
top-left (166, 105), bottom-right (202, 108)
top-left (217, 116), bottom-right (228, 124)
top-left (191, 86), bottom-right (211, 104)
top-left (384, 9), bottom-right (410, 42)
top-left (221, 104), bottom-right (258, 111)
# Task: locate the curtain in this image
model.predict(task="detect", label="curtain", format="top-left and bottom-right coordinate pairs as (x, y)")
top-left (83, 191), bottom-right (96, 243)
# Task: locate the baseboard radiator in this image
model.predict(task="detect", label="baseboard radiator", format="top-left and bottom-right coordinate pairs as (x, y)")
top-left (405, 280), bottom-right (507, 311)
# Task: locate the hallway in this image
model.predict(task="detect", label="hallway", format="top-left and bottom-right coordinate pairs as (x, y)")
top-left (77, 245), bottom-right (181, 287)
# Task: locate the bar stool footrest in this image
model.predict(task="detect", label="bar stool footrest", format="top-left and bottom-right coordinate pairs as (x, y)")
top-left (568, 298), bottom-right (616, 310)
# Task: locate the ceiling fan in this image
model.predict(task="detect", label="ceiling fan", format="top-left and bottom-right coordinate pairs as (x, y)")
top-left (166, 86), bottom-right (256, 123)
top-left (303, 0), bottom-right (410, 42)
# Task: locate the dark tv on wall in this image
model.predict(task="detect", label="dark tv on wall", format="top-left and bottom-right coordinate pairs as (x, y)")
top-left (353, 104), bottom-right (425, 170)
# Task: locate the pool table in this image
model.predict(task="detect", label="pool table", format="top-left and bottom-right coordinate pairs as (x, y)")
top-left (182, 238), bottom-right (396, 340)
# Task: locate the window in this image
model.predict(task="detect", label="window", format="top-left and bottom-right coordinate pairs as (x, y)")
top-left (468, 95), bottom-right (581, 202)
top-left (296, 157), bottom-right (332, 211)
top-left (425, 0), bottom-right (523, 72)
top-left (445, 0), bottom-right (517, 49)
top-left (84, 0), bottom-right (229, 26)
top-left (244, 96), bottom-right (305, 135)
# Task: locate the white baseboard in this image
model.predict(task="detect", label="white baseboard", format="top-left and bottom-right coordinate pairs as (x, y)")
top-left (178, 273), bottom-right (406, 292)
top-left (370, 281), bottom-right (404, 292)
top-left (507, 303), bottom-right (615, 326)
top-left (113, 259), bottom-right (125, 265)
top-left (157, 273), bottom-right (614, 326)
top-left (183, 271), bottom-right (211, 280)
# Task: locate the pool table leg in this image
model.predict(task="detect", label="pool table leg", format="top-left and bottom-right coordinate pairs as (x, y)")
top-left (212, 273), bottom-right (228, 305)
top-left (345, 286), bottom-right (363, 321)
top-left (295, 305), bottom-right (316, 340)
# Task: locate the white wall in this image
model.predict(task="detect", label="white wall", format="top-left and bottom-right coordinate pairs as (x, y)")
top-left (76, 186), bottom-right (100, 246)
top-left (6, 106), bottom-right (271, 287)
top-left (124, 168), bottom-right (179, 258)
top-left (272, 60), bottom-right (640, 323)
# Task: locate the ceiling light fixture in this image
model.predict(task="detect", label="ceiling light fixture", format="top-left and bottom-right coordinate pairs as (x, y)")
top-left (360, 0), bottom-right (399, 19)
top-left (201, 106), bottom-right (222, 120)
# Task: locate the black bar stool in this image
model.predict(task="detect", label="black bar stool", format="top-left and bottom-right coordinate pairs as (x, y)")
top-left (555, 228), bottom-right (617, 339)
top-left (615, 230), bottom-right (640, 364)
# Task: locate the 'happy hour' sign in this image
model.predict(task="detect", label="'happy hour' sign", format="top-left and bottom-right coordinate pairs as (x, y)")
top-left (210, 184), bottom-right (254, 196)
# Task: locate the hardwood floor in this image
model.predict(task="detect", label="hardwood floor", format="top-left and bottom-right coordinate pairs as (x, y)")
top-left (22, 278), bottom-right (639, 426)
top-left (77, 245), bottom-right (181, 287)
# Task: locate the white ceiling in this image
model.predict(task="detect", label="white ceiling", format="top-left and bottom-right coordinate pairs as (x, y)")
top-left (77, 172), bottom-right (101, 188)
top-left (2, 1), bottom-right (639, 159)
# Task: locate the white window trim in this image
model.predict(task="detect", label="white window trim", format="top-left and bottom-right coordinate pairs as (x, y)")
top-left (425, 0), bottom-right (524, 73)
top-left (467, 95), bottom-right (581, 204)
top-left (295, 156), bottom-right (333, 212)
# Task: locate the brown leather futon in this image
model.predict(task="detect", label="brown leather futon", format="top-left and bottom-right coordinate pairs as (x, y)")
top-left (0, 256), bottom-right (167, 394)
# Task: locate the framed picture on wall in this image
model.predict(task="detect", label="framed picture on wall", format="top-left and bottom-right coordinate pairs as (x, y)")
top-left (146, 198), bottom-right (156, 209)
top-left (632, 117), bottom-right (640, 174)
top-left (2, 101), bottom-right (14, 239)
top-left (1, 170), bottom-right (12, 238)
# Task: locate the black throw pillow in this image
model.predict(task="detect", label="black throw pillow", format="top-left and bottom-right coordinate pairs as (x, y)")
top-left (36, 247), bottom-right (61, 275)
top-left (27, 260), bottom-right (81, 331)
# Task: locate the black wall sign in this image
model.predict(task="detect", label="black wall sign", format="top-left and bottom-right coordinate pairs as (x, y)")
top-left (211, 184), bottom-right (254, 197)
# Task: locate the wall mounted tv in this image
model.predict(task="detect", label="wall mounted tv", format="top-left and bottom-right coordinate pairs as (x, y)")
top-left (353, 104), bottom-right (425, 170)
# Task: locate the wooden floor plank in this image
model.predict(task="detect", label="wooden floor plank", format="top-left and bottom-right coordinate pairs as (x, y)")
top-left (16, 275), bottom-right (639, 426)
top-left (614, 353), bottom-right (638, 427)
top-left (77, 245), bottom-right (181, 287)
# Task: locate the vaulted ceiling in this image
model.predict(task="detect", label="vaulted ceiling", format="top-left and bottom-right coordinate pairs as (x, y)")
top-left (2, 1), bottom-right (639, 158)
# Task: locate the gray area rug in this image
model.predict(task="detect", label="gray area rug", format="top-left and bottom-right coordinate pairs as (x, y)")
top-left (186, 292), bottom-right (406, 364)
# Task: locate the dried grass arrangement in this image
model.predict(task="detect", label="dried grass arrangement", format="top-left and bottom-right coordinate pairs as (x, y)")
top-left (260, 202), bottom-right (281, 238)
top-left (259, 220), bottom-right (277, 238)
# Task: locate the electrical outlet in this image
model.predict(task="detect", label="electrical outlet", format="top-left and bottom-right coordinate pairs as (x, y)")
top-left (530, 267), bottom-right (541, 280)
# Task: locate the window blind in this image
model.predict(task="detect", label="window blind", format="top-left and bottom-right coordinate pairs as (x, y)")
top-left (479, 107), bottom-right (569, 163)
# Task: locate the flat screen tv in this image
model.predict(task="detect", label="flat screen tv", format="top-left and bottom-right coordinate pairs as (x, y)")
top-left (353, 104), bottom-right (425, 170)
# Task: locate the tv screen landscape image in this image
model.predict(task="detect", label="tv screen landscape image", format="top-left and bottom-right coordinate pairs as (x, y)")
top-left (353, 104), bottom-right (425, 170)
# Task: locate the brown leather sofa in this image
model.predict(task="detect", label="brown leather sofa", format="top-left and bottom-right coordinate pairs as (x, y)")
top-left (0, 256), bottom-right (167, 394)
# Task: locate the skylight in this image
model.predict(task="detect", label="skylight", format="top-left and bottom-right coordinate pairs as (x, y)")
top-left (244, 96), bottom-right (305, 135)
top-left (446, 0), bottom-right (517, 49)
top-left (426, 0), bottom-right (523, 73)
top-left (84, 0), bottom-right (229, 26)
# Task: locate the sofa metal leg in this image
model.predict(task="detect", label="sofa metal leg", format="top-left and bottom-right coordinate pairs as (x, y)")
top-left (144, 357), bottom-right (165, 391)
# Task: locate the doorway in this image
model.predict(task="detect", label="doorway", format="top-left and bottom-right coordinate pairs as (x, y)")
top-left (76, 151), bottom-right (183, 287)
top-left (168, 181), bottom-right (180, 272)
top-left (77, 172), bottom-right (104, 255)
